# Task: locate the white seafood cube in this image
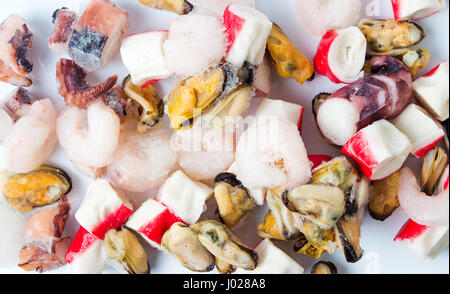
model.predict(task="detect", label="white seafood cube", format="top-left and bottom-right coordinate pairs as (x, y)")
top-left (235, 239), bottom-right (304, 274)
top-left (223, 4), bottom-right (272, 67)
top-left (227, 162), bottom-right (266, 205)
top-left (157, 170), bottom-right (212, 224)
top-left (65, 227), bottom-right (108, 274)
top-left (120, 31), bottom-right (173, 87)
top-left (253, 56), bottom-right (271, 97)
top-left (255, 98), bottom-right (304, 131)
top-left (413, 61), bottom-right (449, 121)
top-left (342, 120), bottom-right (412, 181)
top-left (75, 180), bottom-right (133, 239)
top-left (126, 199), bottom-right (184, 250)
top-left (392, 104), bottom-right (445, 158)
top-left (392, 0), bottom-right (447, 20)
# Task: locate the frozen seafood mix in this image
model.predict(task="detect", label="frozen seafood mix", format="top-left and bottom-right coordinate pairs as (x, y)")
top-left (0, 0), bottom-right (448, 275)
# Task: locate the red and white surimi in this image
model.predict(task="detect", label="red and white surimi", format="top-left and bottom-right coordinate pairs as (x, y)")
top-left (157, 170), bottom-right (213, 225)
top-left (235, 239), bottom-right (304, 274)
top-left (74, 180), bottom-right (133, 240)
top-left (65, 227), bottom-right (107, 274)
top-left (394, 219), bottom-right (449, 260)
top-left (413, 61), bottom-right (449, 122)
top-left (120, 31), bottom-right (173, 88)
top-left (391, 0), bottom-right (446, 20)
top-left (223, 4), bottom-right (272, 67)
top-left (126, 199), bottom-right (185, 250)
top-left (342, 120), bottom-right (412, 181)
top-left (314, 26), bottom-right (366, 84)
top-left (255, 98), bottom-right (304, 132)
top-left (392, 104), bottom-right (445, 158)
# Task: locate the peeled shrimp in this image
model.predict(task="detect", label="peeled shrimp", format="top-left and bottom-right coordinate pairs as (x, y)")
top-left (57, 101), bottom-right (120, 168)
top-left (4, 99), bottom-right (57, 173)
top-left (107, 129), bottom-right (177, 192)
top-left (293, 0), bottom-right (362, 36)
top-left (172, 125), bottom-right (235, 181)
top-left (233, 117), bottom-right (311, 190)
top-left (398, 167), bottom-right (449, 227)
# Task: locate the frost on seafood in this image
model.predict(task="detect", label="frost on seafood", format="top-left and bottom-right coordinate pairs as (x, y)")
top-left (0, 14), bottom-right (34, 87)
top-left (48, 8), bottom-right (77, 54)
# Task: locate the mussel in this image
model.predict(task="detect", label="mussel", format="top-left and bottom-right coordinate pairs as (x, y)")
top-left (266, 23), bottom-right (314, 84)
top-left (369, 170), bottom-right (401, 221)
top-left (191, 220), bottom-right (258, 271)
top-left (358, 18), bottom-right (425, 54)
top-left (293, 234), bottom-right (326, 259)
top-left (421, 147), bottom-right (448, 195)
top-left (214, 173), bottom-right (254, 229)
top-left (311, 261), bottom-right (338, 274)
top-left (257, 189), bottom-right (302, 241)
top-left (161, 222), bottom-right (215, 272)
top-left (334, 214), bottom-right (363, 263)
top-left (214, 257), bottom-right (235, 275)
top-left (167, 63), bottom-right (254, 130)
top-left (282, 184), bottom-right (346, 229)
top-left (138, 0), bottom-right (193, 15)
top-left (123, 75), bottom-right (164, 133)
top-left (0, 165), bottom-right (71, 212)
top-left (105, 228), bottom-right (150, 274)
top-left (300, 220), bottom-right (336, 253)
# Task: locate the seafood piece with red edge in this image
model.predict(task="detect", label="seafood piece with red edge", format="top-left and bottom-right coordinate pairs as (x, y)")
top-left (126, 199), bottom-right (185, 250)
top-left (74, 179), bottom-right (133, 240)
top-left (395, 168), bottom-right (449, 259)
top-left (68, 0), bottom-right (129, 71)
top-left (314, 26), bottom-right (367, 84)
top-left (120, 31), bottom-right (173, 88)
top-left (392, 104), bottom-right (445, 158)
top-left (223, 4), bottom-right (272, 67)
top-left (342, 119), bottom-right (412, 181)
top-left (391, 0), bottom-right (446, 21)
top-left (156, 170), bottom-right (213, 225)
top-left (65, 226), bottom-right (108, 274)
top-left (234, 239), bottom-right (304, 274)
top-left (48, 8), bottom-right (77, 54)
top-left (0, 14), bottom-right (34, 87)
top-left (255, 98), bottom-right (304, 132)
top-left (308, 155), bottom-right (333, 170)
top-left (313, 56), bottom-right (414, 146)
top-left (413, 61), bottom-right (449, 122)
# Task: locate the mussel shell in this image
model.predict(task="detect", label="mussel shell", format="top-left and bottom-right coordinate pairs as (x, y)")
top-left (1, 165), bottom-right (72, 212)
top-left (420, 147), bottom-right (448, 195)
top-left (191, 220), bottom-right (258, 270)
top-left (161, 222), bottom-right (215, 272)
top-left (335, 215), bottom-right (363, 263)
top-left (311, 261), bottom-right (338, 274)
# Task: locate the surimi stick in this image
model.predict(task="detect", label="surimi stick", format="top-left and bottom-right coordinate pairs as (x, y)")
top-left (391, 0), bottom-right (446, 20)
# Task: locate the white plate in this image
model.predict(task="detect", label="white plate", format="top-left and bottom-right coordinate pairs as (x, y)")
top-left (0, 0), bottom-right (448, 274)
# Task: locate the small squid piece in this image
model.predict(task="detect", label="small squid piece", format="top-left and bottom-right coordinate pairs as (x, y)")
top-left (266, 23), bottom-right (314, 84)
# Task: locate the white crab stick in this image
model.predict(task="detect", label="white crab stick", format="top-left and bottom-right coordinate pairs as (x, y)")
top-left (223, 4), bottom-right (272, 67)
top-left (391, 0), bottom-right (447, 20)
top-left (0, 108), bottom-right (13, 143)
top-left (227, 162), bottom-right (266, 205)
top-left (65, 227), bottom-right (108, 274)
top-left (314, 26), bottom-right (366, 84)
top-left (342, 120), bottom-right (412, 181)
top-left (413, 61), bottom-right (449, 122)
top-left (395, 219), bottom-right (449, 260)
top-left (74, 180), bottom-right (133, 239)
top-left (253, 57), bottom-right (271, 97)
top-left (120, 31), bottom-right (173, 88)
top-left (255, 98), bottom-right (304, 132)
top-left (235, 239), bottom-right (304, 274)
top-left (157, 170), bottom-right (212, 225)
top-left (126, 199), bottom-right (184, 250)
top-left (392, 104), bottom-right (445, 158)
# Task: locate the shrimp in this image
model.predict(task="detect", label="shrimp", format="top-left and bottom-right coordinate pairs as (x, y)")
top-left (4, 99), bottom-right (57, 173)
top-left (233, 117), bottom-right (311, 190)
top-left (173, 125), bottom-right (235, 181)
top-left (398, 167), bottom-right (449, 227)
top-left (56, 101), bottom-right (120, 168)
top-left (107, 129), bottom-right (177, 192)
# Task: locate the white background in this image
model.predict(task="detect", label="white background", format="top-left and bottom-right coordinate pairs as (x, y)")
top-left (0, 0), bottom-right (448, 274)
